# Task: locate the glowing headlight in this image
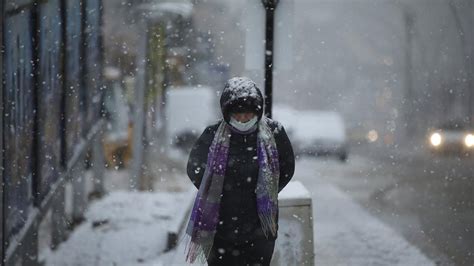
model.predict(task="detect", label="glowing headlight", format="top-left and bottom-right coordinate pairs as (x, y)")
top-left (367, 130), bottom-right (378, 143)
top-left (430, 133), bottom-right (442, 147)
top-left (464, 134), bottom-right (474, 147)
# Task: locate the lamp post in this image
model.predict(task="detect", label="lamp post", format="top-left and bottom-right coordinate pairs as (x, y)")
top-left (0, 0), bottom-right (3, 262)
top-left (262, 0), bottom-right (279, 118)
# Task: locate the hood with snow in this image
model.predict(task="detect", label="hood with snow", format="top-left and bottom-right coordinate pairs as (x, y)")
top-left (220, 77), bottom-right (264, 124)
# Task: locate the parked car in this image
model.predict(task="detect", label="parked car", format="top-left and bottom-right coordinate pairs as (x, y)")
top-left (427, 120), bottom-right (474, 156)
top-left (165, 86), bottom-right (219, 151)
top-left (274, 105), bottom-right (348, 162)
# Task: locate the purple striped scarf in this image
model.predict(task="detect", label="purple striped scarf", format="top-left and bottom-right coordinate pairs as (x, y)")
top-left (185, 117), bottom-right (280, 263)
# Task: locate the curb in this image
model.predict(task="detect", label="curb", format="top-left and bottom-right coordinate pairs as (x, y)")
top-left (165, 188), bottom-right (196, 251)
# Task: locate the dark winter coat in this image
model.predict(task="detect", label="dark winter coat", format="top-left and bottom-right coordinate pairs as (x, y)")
top-left (186, 119), bottom-right (295, 243)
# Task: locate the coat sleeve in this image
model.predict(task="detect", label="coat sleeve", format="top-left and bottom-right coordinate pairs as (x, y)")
top-left (275, 124), bottom-right (295, 192)
top-left (186, 125), bottom-right (217, 189)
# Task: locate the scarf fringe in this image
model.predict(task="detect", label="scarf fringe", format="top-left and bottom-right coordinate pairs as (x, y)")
top-left (184, 234), bottom-right (213, 264)
top-left (258, 211), bottom-right (277, 238)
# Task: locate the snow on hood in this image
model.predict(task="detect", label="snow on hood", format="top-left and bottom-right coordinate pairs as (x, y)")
top-left (220, 76), bottom-right (264, 123)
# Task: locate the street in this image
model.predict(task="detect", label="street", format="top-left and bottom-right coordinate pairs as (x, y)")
top-left (294, 146), bottom-right (474, 265)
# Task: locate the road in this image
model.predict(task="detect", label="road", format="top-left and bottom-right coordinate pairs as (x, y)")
top-left (293, 146), bottom-right (474, 266)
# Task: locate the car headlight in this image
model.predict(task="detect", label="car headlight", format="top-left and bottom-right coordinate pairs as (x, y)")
top-left (366, 130), bottom-right (378, 143)
top-left (464, 134), bottom-right (474, 147)
top-left (430, 133), bottom-right (442, 147)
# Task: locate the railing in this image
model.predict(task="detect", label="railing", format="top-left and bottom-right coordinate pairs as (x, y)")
top-left (1, 0), bottom-right (104, 264)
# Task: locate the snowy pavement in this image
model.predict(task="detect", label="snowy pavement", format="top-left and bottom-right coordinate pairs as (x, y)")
top-left (41, 188), bottom-right (195, 266)
top-left (296, 157), bottom-right (434, 266)
top-left (161, 156), bottom-right (435, 266)
top-left (42, 155), bottom-right (434, 266)
top-left (312, 182), bottom-right (433, 265)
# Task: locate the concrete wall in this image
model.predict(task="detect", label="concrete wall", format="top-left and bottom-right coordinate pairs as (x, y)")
top-left (272, 181), bottom-right (315, 266)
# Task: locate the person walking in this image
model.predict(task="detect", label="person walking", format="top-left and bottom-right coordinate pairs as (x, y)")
top-left (185, 77), bottom-right (295, 266)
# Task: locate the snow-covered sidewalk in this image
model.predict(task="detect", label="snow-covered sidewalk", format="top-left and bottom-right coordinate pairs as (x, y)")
top-left (312, 182), bottom-right (433, 265)
top-left (41, 188), bottom-right (195, 266)
top-left (294, 157), bottom-right (435, 266)
top-left (42, 156), bottom-right (435, 266)
top-left (160, 179), bottom-right (435, 266)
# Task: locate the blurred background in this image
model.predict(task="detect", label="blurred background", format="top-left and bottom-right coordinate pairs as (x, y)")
top-left (2, 0), bottom-right (474, 265)
top-left (102, 0), bottom-right (474, 150)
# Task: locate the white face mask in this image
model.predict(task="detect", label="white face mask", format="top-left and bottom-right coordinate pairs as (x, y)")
top-left (229, 116), bottom-right (258, 132)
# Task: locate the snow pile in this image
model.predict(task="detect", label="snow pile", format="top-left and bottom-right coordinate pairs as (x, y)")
top-left (41, 189), bottom-right (195, 266)
top-left (278, 179), bottom-right (311, 204)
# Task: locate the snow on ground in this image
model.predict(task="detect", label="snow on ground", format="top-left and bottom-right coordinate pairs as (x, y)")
top-left (152, 157), bottom-right (436, 266)
top-left (41, 188), bottom-right (195, 266)
top-left (296, 157), bottom-right (435, 266)
top-left (313, 182), bottom-right (433, 266)
top-left (42, 153), bottom-right (434, 266)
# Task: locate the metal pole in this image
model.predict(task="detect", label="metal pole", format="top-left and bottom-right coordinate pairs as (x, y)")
top-left (60, 0), bottom-right (68, 170)
top-left (52, 0), bottom-right (68, 249)
top-left (30, 2), bottom-right (40, 264)
top-left (91, 130), bottom-right (105, 196)
top-left (51, 182), bottom-right (66, 249)
top-left (161, 25), bottom-right (169, 153)
top-left (262, 0), bottom-right (279, 118)
top-left (131, 18), bottom-right (147, 191)
top-left (448, 0), bottom-right (472, 125)
top-left (72, 0), bottom-right (88, 224)
top-left (467, 1), bottom-right (474, 125)
top-left (0, 0), bottom-right (4, 262)
top-left (72, 152), bottom-right (86, 224)
top-left (403, 8), bottom-right (414, 138)
top-left (92, 0), bottom-right (105, 197)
